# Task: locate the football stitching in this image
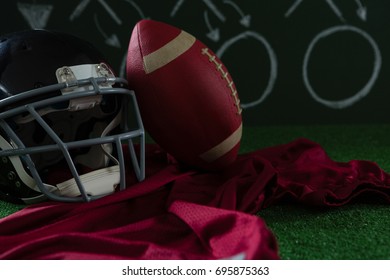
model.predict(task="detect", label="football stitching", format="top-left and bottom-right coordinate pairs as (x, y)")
top-left (201, 48), bottom-right (242, 115)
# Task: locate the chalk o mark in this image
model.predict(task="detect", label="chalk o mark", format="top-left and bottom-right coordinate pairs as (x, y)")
top-left (303, 25), bottom-right (381, 109)
top-left (216, 31), bottom-right (277, 109)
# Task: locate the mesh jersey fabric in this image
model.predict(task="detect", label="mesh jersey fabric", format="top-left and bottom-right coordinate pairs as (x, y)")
top-left (0, 138), bottom-right (389, 259)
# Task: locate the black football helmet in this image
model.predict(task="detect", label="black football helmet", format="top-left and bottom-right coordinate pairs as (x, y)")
top-left (0, 30), bottom-right (145, 203)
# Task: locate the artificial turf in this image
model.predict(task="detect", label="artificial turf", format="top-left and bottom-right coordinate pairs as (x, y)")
top-left (1, 124), bottom-right (389, 259)
top-left (243, 124), bottom-right (390, 260)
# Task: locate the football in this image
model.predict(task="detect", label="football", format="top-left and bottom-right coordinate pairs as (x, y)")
top-left (126, 19), bottom-right (242, 171)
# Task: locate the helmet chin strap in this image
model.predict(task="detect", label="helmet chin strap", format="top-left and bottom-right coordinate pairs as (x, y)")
top-left (58, 108), bottom-right (123, 197)
top-left (55, 164), bottom-right (120, 197)
top-left (0, 133), bottom-right (121, 202)
top-left (74, 107), bottom-right (122, 169)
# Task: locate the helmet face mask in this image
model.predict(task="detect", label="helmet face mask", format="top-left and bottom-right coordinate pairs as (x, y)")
top-left (0, 30), bottom-right (145, 203)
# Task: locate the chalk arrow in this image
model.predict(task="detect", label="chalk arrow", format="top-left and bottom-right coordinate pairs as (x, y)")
top-left (105, 34), bottom-right (121, 48)
top-left (97, 0), bottom-right (122, 25)
top-left (355, 0), bottom-right (367, 21)
top-left (204, 10), bottom-right (220, 42)
top-left (239, 15), bottom-right (251, 28)
top-left (125, 0), bottom-right (149, 19)
top-left (94, 14), bottom-right (121, 48)
top-left (202, 0), bottom-right (226, 22)
top-left (223, 0), bottom-right (251, 27)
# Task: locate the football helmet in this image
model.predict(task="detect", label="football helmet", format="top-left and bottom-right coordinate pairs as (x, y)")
top-left (0, 30), bottom-right (145, 203)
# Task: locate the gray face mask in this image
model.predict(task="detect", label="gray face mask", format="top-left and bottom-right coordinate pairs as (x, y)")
top-left (0, 64), bottom-right (145, 204)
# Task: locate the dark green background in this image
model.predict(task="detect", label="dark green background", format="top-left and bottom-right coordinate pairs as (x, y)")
top-left (1, 0), bottom-right (389, 125)
top-left (1, 1), bottom-right (389, 259)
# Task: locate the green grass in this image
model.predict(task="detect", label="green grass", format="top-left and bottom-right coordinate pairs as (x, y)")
top-left (242, 124), bottom-right (390, 259)
top-left (0, 200), bottom-right (24, 218)
top-left (258, 203), bottom-right (390, 259)
top-left (240, 124), bottom-right (390, 170)
top-left (1, 124), bottom-right (390, 259)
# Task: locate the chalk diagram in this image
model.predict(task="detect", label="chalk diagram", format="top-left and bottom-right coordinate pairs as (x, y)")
top-left (172, 0), bottom-right (381, 110)
top-left (17, 2), bottom-right (53, 29)
top-left (287, 0), bottom-right (381, 109)
top-left (69, 0), bottom-right (149, 49)
top-left (172, 0), bottom-right (276, 110)
top-left (15, 0), bottom-right (381, 110)
top-left (303, 25), bottom-right (381, 109)
top-left (15, 0), bottom-right (271, 110)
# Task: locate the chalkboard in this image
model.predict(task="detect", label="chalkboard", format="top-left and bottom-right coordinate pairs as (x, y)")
top-left (1, 0), bottom-right (389, 125)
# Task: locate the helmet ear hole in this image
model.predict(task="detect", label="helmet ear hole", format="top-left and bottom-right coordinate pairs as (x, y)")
top-left (0, 145), bottom-right (42, 204)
